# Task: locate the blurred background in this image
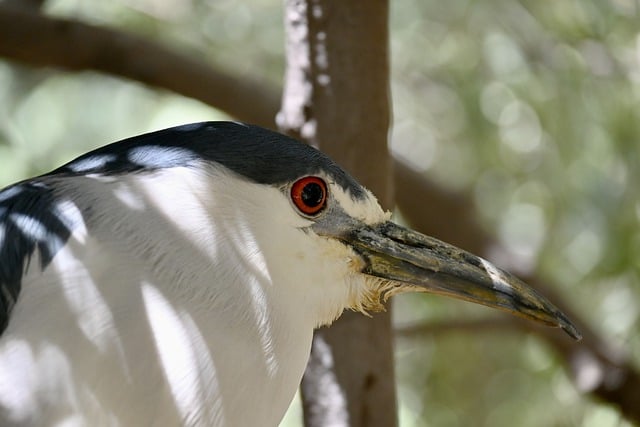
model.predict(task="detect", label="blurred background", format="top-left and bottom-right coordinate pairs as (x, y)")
top-left (0, 0), bottom-right (638, 426)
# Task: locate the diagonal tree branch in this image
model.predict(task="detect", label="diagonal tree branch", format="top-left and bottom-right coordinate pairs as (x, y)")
top-left (396, 312), bottom-right (640, 425)
top-left (1, 0), bottom-right (45, 11)
top-left (1, 6), bottom-right (639, 424)
top-left (0, 5), bottom-right (280, 129)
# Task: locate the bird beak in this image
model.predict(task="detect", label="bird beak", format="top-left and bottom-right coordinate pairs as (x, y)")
top-left (337, 220), bottom-right (581, 340)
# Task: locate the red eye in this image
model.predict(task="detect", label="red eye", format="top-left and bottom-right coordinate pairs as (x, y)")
top-left (291, 176), bottom-right (327, 216)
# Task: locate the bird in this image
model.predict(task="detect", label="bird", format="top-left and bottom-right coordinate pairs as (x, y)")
top-left (0, 121), bottom-right (580, 426)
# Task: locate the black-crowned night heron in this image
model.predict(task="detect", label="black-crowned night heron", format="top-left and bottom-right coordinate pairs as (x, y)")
top-left (0, 122), bottom-right (579, 426)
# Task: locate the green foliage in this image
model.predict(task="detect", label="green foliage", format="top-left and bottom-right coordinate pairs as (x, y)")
top-left (391, 1), bottom-right (639, 426)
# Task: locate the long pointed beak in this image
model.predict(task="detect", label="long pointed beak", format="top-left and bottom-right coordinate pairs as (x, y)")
top-left (339, 221), bottom-right (581, 340)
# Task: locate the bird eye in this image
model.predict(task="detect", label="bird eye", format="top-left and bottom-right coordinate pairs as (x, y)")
top-left (291, 176), bottom-right (327, 216)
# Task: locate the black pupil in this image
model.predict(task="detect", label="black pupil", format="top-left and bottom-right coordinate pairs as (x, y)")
top-left (301, 182), bottom-right (324, 207)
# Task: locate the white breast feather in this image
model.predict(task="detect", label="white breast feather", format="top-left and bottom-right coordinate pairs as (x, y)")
top-left (0, 163), bottom-right (375, 427)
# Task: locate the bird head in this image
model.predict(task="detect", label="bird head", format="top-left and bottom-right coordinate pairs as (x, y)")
top-left (114, 122), bottom-right (578, 340)
top-left (276, 163), bottom-right (580, 340)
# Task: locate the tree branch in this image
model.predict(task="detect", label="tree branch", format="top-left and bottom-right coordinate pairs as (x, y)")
top-left (1, 0), bottom-right (45, 11)
top-left (0, 6), bottom-right (280, 129)
top-left (392, 161), bottom-right (490, 254)
top-left (1, 6), bottom-right (639, 424)
top-left (396, 313), bottom-right (640, 424)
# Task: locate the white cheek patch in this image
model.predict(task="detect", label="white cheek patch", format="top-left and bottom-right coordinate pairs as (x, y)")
top-left (329, 184), bottom-right (390, 225)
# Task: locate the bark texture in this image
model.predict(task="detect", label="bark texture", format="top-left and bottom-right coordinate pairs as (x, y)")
top-left (278, 1), bottom-right (397, 426)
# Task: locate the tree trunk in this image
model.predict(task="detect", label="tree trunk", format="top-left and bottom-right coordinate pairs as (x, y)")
top-left (278, 1), bottom-right (397, 426)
